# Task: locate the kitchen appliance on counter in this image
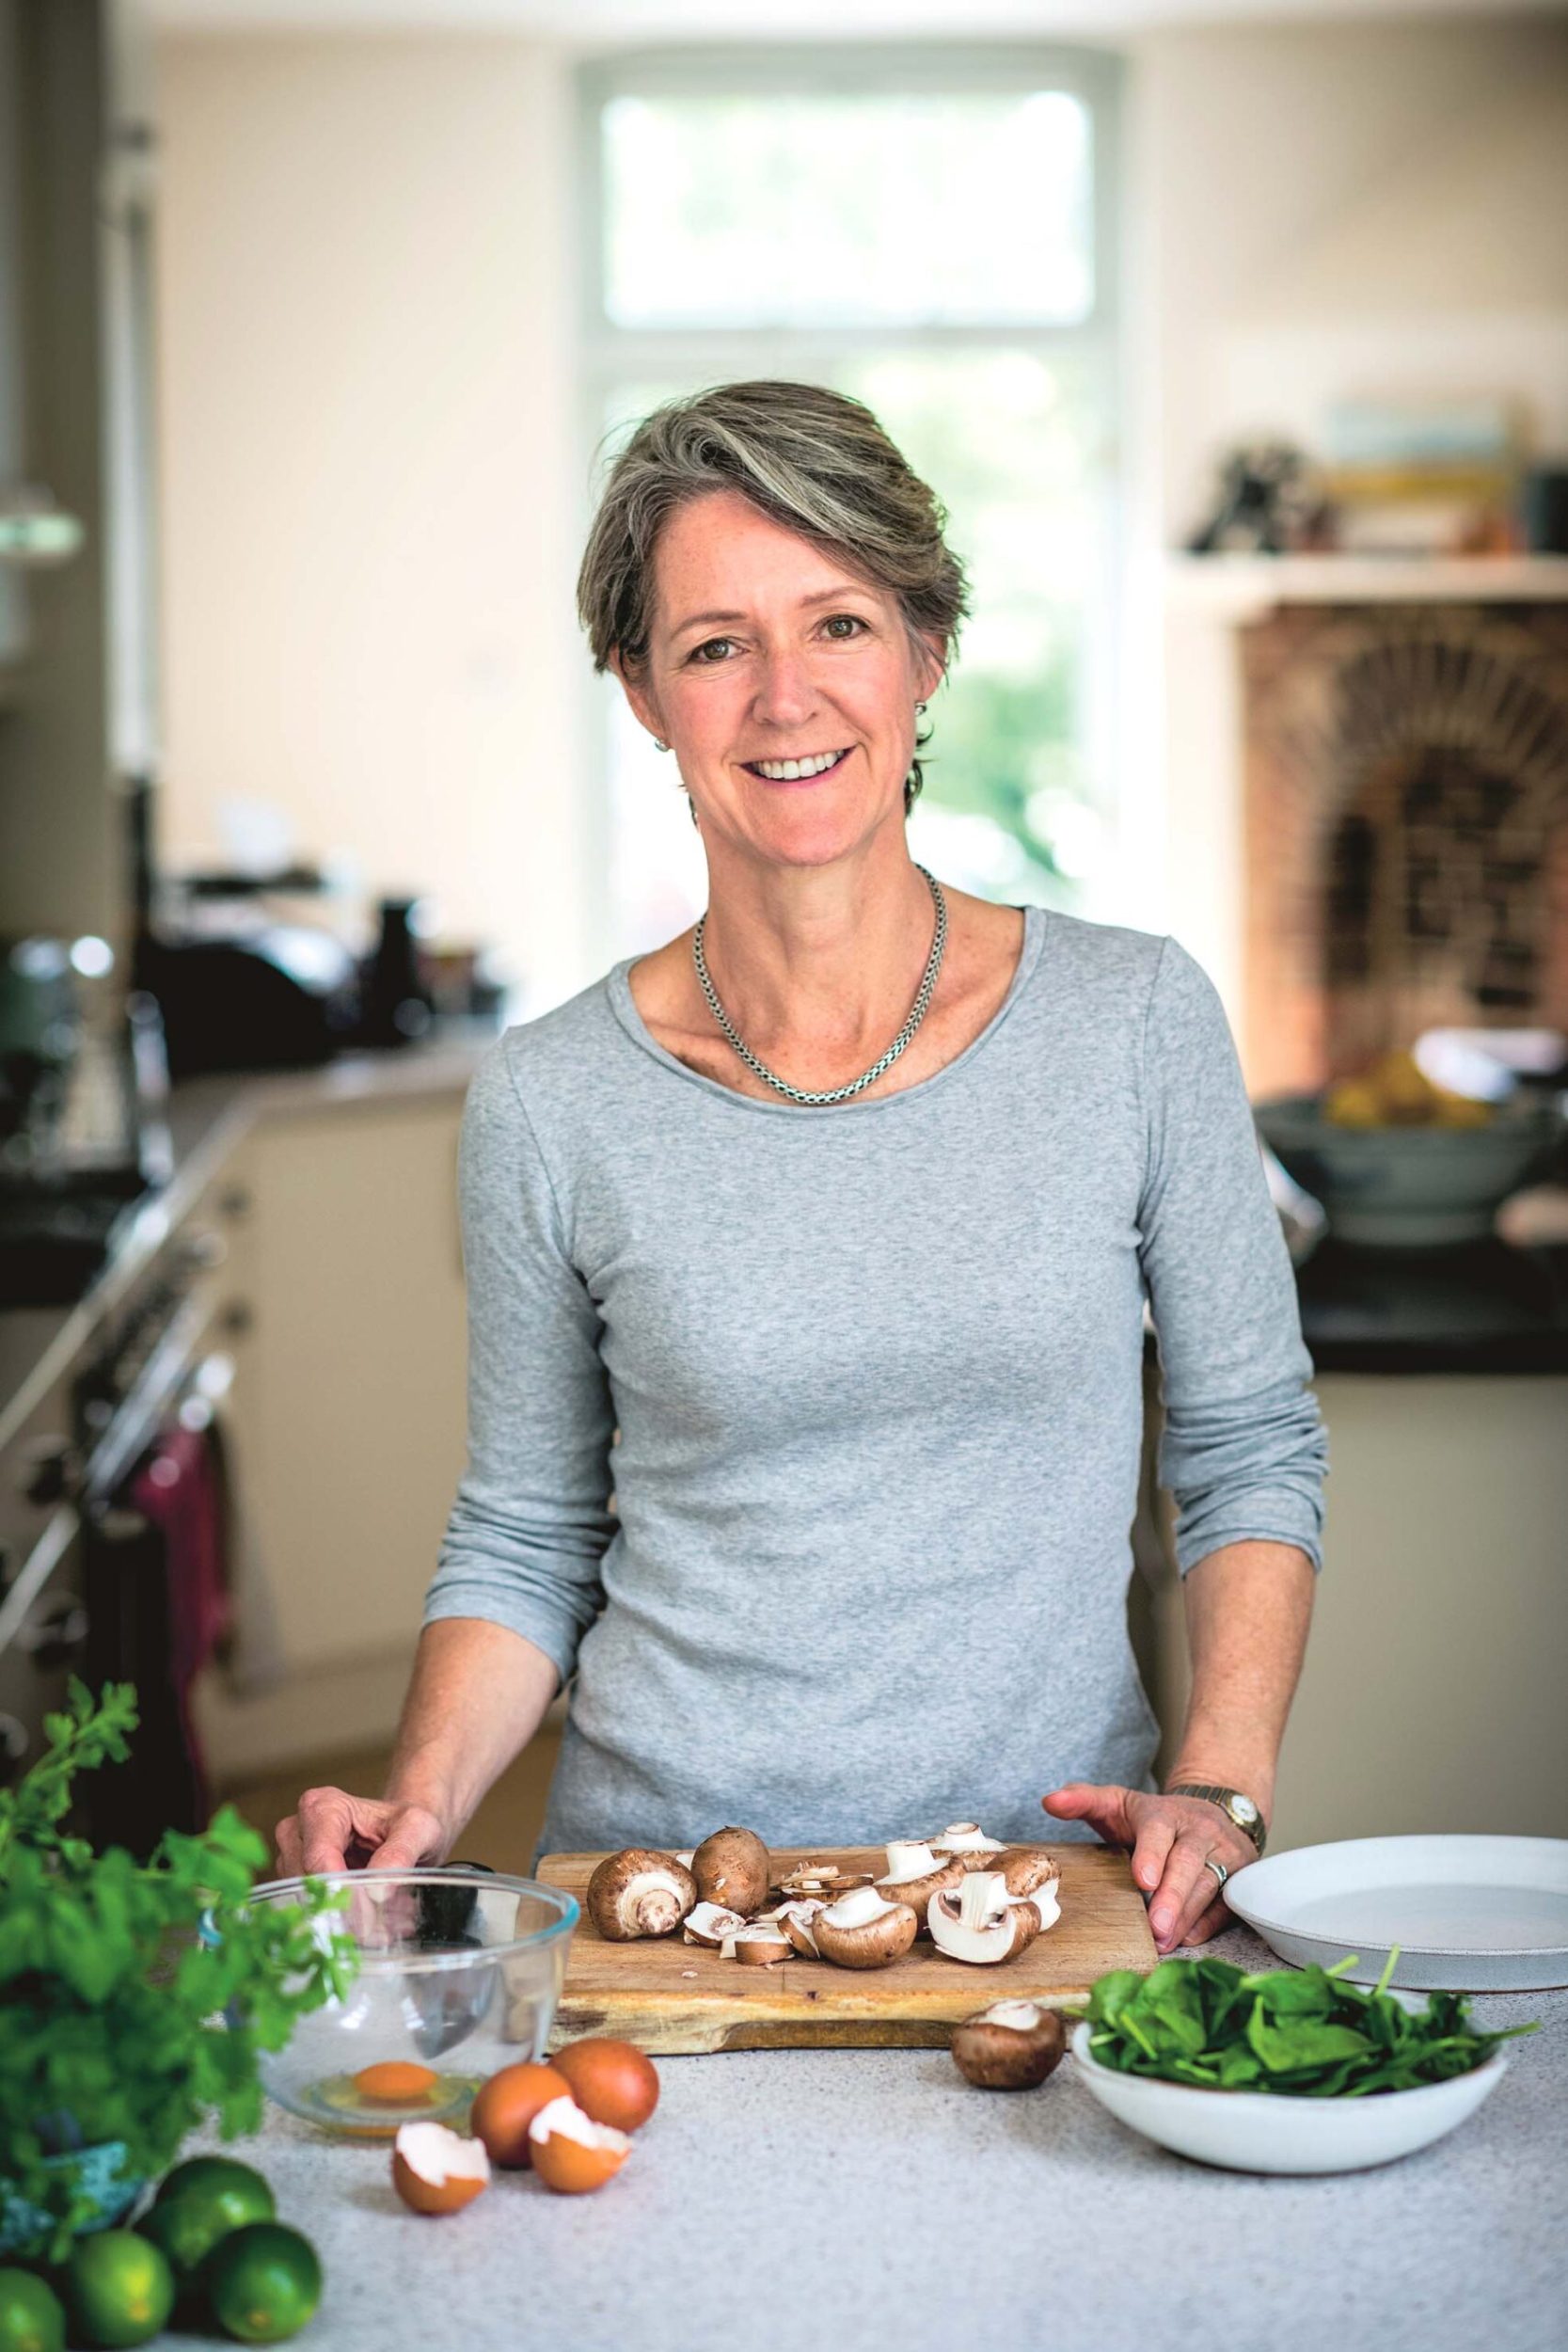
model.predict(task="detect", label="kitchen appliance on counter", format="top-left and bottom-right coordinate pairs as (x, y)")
top-left (0, 937), bottom-right (173, 1308)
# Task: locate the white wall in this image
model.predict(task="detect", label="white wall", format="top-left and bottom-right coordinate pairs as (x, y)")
top-left (1127, 14), bottom-right (1568, 1020)
top-left (155, 35), bottom-right (593, 1008)
top-left (154, 16), bottom-right (1568, 1024)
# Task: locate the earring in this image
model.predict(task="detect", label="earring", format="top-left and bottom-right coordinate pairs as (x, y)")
top-left (653, 737), bottom-right (670, 755)
top-left (915, 701), bottom-right (928, 720)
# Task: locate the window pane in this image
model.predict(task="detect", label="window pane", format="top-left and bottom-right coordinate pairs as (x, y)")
top-left (601, 90), bottom-right (1092, 329)
top-left (600, 353), bottom-right (1113, 958)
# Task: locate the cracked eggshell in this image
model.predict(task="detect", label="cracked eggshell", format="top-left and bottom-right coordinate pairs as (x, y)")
top-left (691, 1826), bottom-right (772, 1915)
top-left (950, 2001), bottom-right (1067, 2090)
top-left (529, 2095), bottom-right (632, 2194)
top-left (391, 2122), bottom-right (491, 2215)
top-left (587, 1849), bottom-right (698, 1941)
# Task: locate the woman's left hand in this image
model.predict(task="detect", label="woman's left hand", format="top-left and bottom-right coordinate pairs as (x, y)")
top-left (1039, 1782), bottom-right (1258, 1954)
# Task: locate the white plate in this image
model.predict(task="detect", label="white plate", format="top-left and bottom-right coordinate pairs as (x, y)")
top-left (1224, 1835), bottom-right (1568, 1990)
top-left (1069, 2020), bottom-right (1510, 2175)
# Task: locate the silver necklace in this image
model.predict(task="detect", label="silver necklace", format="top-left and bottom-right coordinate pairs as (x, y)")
top-left (690, 865), bottom-right (948, 1106)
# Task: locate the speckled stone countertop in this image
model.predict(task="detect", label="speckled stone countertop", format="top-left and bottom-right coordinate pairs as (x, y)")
top-left (171, 1927), bottom-right (1565, 2352)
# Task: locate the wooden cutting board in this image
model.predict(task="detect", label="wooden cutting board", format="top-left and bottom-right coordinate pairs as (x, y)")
top-left (536, 1845), bottom-right (1158, 2054)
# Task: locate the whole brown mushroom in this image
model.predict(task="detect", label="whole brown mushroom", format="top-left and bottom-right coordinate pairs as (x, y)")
top-left (691, 1826), bottom-right (772, 1915)
top-left (586, 1849), bottom-right (698, 1941)
top-left (951, 2000), bottom-right (1067, 2090)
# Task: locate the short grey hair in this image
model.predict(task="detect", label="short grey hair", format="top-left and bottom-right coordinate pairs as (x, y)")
top-left (576, 379), bottom-right (971, 812)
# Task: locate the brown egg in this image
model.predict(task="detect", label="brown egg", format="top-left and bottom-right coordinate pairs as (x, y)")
top-left (528, 2096), bottom-right (632, 2194)
top-left (552, 2038), bottom-right (660, 2134)
top-left (355, 2060), bottom-right (440, 2104)
top-left (468, 2059), bottom-right (572, 2169)
top-left (391, 2122), bottom-right (491, 2215)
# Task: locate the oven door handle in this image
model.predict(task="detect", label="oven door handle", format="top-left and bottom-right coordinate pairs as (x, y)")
top-left (0, 1503), bottom-right (79, 1655)
top-left (83, 1296), bottom-right (216, 1506)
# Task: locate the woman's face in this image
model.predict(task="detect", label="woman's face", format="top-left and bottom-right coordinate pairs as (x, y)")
top-left (615, 486), bottom-right (942, 870)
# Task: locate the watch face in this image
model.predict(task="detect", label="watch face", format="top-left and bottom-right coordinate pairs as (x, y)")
top-left (1232, 1795), bottom-right (1259, 1824)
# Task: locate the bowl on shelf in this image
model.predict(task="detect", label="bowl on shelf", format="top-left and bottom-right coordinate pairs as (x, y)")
top-left (1252, 1093), bottom-right (1564, 1247)
top-left (1069, 2012), bottom-right (1511, 2174)
top-left (244, 1868), bottom-right (578, 2136)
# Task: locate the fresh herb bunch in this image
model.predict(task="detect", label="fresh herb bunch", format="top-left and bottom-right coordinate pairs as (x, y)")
top-left (1084, 1951), bottom-right (1537, 2096)
top-left (0, 1679), bottom-right (358, 2261)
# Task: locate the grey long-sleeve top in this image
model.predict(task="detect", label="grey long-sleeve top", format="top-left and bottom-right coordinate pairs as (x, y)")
top-left (423, 905), bottom-right (1328, 1858)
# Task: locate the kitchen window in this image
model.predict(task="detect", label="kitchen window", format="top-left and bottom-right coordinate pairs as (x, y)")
top-left (577, 44), bottom-right (1122, 961)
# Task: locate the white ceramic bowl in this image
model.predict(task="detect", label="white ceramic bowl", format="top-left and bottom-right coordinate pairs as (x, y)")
top-left (1069, 2020), bottom-right (1509, 2174)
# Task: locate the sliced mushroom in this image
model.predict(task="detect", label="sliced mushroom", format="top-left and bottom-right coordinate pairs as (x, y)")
top-left (811, 1886), bottom-right (919, 1971)
top-left (951, 2000), bottom-right (1067, 2089)
top-left (927, 1869), bottom-right (1042, 1964)
top-left (682, 1901), bottom-right (749, 1948)
top-left (931, 1823), bottom-right (1007, 1870)
top-left (586, 1849), bottom-right (698, 1941)
top-left (874, 1840), bottom-right (966, 1929)
top-left (773, 1898), bottom-right (827, 1958)
top-left (721, 1922), bottom-right (793, 1966)
top-left (692, 1826), bottom-right (772, 1915)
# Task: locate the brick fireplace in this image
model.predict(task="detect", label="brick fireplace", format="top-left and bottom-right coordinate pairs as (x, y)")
top-left (1242, 602), bottom-right (1568, 1094)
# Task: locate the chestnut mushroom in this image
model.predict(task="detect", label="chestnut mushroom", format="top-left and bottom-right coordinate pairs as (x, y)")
top-left (811, 1886), bottom-right (919, 1970)
top-left (931, 1823), bottom-right (1007, 1871)
top-left (874, 1840), bottom-right (966, 1929)
top-left (586, 1849), bottom-right (698, 1941)
top-left (683, 1901), bottom-right (749, 1948)
top-left (721, 1921), bottom-right (793, 1966)
top-left (691, 1826), bottom-right (771, 1915)
top-left (992, 1848), bottom-right (1062, 1927)
top-left (927, 1870), bottom-right (1042, 1964)
top-left (773, 1898), bottom-right (827, 1957)
top-left (951, 2000), bottom-right (1067, 2090)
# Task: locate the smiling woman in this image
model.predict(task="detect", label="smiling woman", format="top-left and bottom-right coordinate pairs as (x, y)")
top-left (277, 378), bottom-right (1328, 1966)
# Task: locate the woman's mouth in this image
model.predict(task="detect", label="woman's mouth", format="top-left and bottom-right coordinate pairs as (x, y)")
top-left (740, 747), bottom-right (852, 786)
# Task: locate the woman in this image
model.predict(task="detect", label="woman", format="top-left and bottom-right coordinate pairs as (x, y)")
top-left (277, 381), bottom-right (1327, 1957)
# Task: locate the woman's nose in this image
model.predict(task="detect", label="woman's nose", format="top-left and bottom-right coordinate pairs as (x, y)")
top-left (751, 650), bottom-right (817, 728)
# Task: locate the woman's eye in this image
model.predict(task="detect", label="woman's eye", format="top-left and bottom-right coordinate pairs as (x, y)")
top-left (689, 637), bottom-right (736, 664)
top-left (823, 613), bottom-right (866, 640)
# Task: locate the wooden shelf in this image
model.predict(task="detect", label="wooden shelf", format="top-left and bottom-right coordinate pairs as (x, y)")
top-left (1164, 551), bottom-right (1568, 619)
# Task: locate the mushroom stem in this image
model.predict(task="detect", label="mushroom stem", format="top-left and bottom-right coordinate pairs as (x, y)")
top-left (958, 1871), bottom-right (1008, 1931)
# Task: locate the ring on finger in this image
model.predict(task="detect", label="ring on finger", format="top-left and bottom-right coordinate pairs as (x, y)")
top-left (1203, 1855), bottom-right (1229, 1892)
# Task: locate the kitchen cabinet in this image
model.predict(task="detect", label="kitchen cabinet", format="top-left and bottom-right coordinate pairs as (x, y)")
top-left (0, 0), bottom-right (156, 940)
top-left (191, 1089), bottom-right (469, 1781)
top-left (1139, 1362), bottom-right (1568, 1850)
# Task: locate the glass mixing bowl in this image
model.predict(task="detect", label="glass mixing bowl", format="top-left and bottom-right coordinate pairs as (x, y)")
top-left (245, 1868), bottom-right (578, 2137)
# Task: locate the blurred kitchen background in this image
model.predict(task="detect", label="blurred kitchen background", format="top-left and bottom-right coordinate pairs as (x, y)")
top-left (2, 0), bottom-right (1566, 1871)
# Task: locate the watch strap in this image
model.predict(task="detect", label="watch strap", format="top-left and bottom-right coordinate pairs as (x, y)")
top-left (1165, 1782), bottom-right (1267, 1855)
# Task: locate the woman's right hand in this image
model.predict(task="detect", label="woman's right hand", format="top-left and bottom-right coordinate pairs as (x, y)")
top-left (273, 1786), bottom-right (451, 1878)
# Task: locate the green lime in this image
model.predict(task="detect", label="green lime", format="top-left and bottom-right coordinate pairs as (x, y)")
top-left (63, 2233), bottom-right (175, 2349)
top-left (154, 2157), bottom-right (274, 2215)
top-left (200, 2224), bottom-right (321, 2344)
top-left (141, 2160), bottom-right (276, 2286)
top-left (0, 2269), bottom-right (66, 2352)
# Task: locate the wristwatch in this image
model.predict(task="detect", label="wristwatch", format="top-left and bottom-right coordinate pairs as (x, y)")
top-left (1165, 1783), bottom-right (1267, 1856)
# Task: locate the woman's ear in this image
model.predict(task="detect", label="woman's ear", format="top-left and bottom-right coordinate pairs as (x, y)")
top-left (914, 634), bottom-right (947, 707)
top-left (609, 648), bottom-right (667, 750)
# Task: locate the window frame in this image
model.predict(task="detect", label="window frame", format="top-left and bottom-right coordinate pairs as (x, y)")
top-left (573, 40), bottom-right (1123, 967)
